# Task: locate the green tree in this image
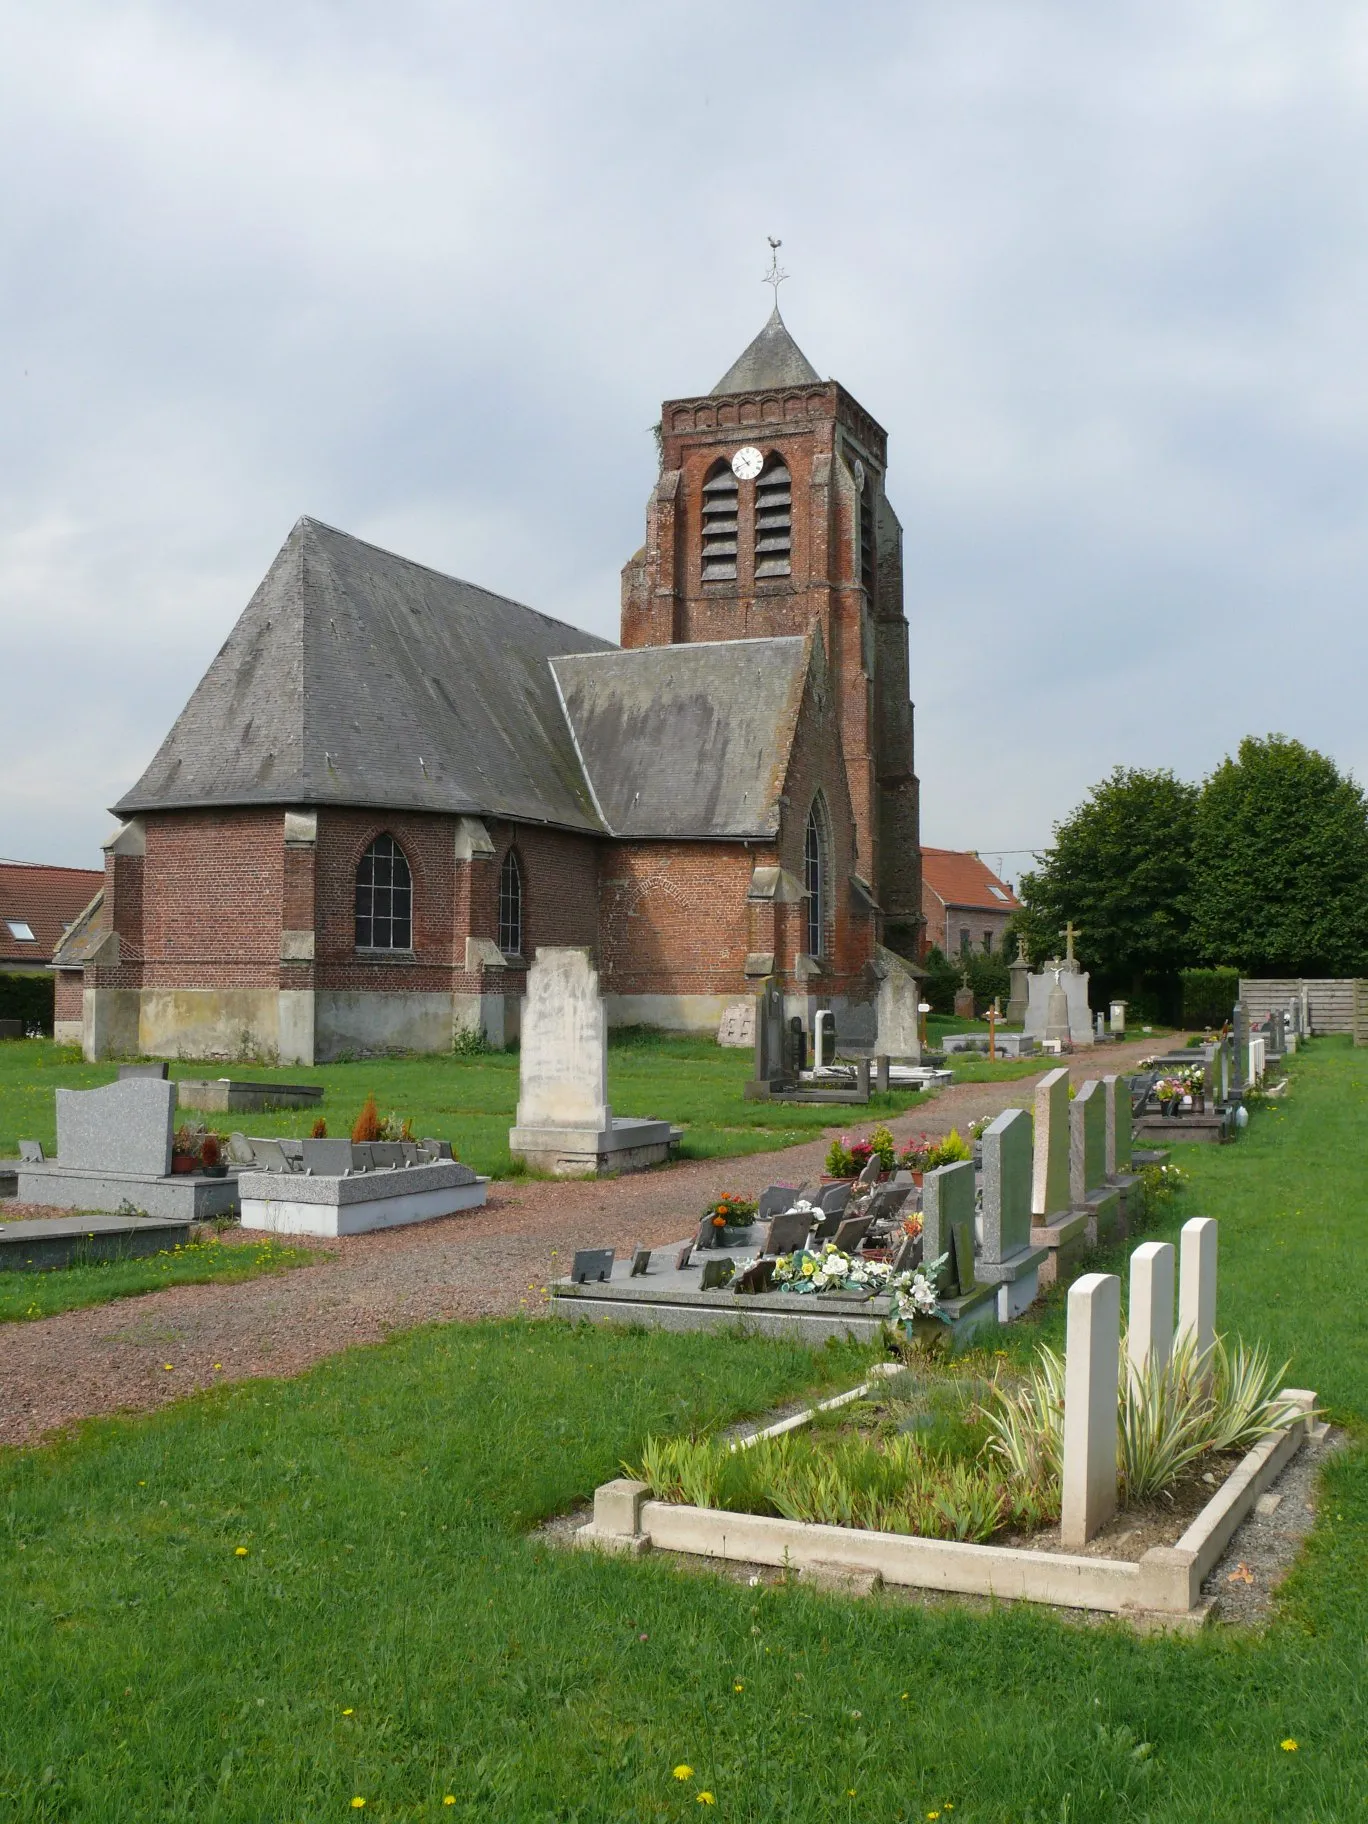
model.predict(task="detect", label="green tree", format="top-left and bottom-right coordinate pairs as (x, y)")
top-left (1016, 766), bottom-right (1199, 987)
top-left (1190, 734), bottom-right (1368, 974)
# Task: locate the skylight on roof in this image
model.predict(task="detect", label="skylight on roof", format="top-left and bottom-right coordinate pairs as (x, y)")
top-left (5, 919), bottom-right (36, 940)
top-left (988, 885), bottom-right (1010, 902)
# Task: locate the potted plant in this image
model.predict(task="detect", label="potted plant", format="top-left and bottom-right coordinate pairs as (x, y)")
top-left (897, 1134), bottom-right (936, 1185)
top-left (199, 1133), bottom-right (229, 1178)
top-left (702, 1192), bottom-right (758, 1247)
top-left (171, 1124), bottom-right (201, 1175)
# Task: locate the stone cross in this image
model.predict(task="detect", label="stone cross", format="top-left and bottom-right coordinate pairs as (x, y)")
top-left (1062, 921), bottom-right (1082, 967)
top-left (1031, 1066), bottom-right (1072, 1219)
top-left (981, 1108), bottom-right (1032, 1266)
top-left (1061, 1271), bottom-right (1120, 1548)
top-left (1128, 1241), bottom-right (1175, 1385)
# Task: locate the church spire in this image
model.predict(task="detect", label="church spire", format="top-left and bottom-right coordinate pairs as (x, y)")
top-left (710, 238), bottom-right (821, 395)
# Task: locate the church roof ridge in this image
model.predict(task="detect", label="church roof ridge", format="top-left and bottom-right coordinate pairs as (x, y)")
top-left (710, 304), bottom-right (822, 396)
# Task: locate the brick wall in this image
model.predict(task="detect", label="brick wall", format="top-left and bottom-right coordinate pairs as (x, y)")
top-left (599, 841), bottom-right (756, 996)
top-left (137, 810), bottom-right (283, 989)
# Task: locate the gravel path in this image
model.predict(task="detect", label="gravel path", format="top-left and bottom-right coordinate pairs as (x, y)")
top-left (0, 1038), bottom-right (1166, 1448)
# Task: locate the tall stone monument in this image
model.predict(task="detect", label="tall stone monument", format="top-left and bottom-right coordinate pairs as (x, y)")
top-left (1005, 935), bottom-right (1030, 1026)
top-left (509, 949), bottom-right (675, 1176)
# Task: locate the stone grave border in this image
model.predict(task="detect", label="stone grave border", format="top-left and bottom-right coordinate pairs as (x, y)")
top-left (575, 1361), bottom-right (1318, 1624)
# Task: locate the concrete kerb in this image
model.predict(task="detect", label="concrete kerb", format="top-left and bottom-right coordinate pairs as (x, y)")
top-left (573, 1379), bottom-right (1318, 1622)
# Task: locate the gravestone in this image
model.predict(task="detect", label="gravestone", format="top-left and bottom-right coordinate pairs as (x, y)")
top-left (982, 1108), bottom-right (1033, 1264)
top-left (1231, 1002), bottom-right (1248, 1098)
top-left (1061, 1272), bottom-right (1120, 1547)
top-left (510, 948), bottom-right (673, 1175)
top-left (516, 949), bottom-right (610, 1132)
top-left (1109, 999), bottom-right (1126, 1038)
top-left (118, 1062), bottom-right (169, 1081)
top-left (1025, 965), bottom-right (1094, 1047)
top-left (953, 980), bottom-right (975, 1020)
top-left (1006, 937), bottom-right (1030, 1026)
top-left (55, 1077), bottom-right (175, 1178)
top-left (1102, 1075), bottom-right (1133, 1175)
top-left (978, 1108), bottom-right (1046, 1319)
top-left (922, 1159), bottom-right (976, 1295)
top-left (1069, 1081), bottom-right (1107, 1206)
top-left (871, 943), bottom-right (923, 1060)
top-left (1030, 1067), bottom-right (1072, 1219)
top-left (747, 975), bottom-right (792, 1096)
top-left (716, 1001), bottom-right (755, 1049)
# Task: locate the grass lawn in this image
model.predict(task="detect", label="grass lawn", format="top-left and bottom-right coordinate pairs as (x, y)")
top-left (0, 1040), bottom-right (1366, 1819)
top-left (0, 1036), bottom-right (927, 1178)
top-left (0, 1236), bottom-right (313, 1324)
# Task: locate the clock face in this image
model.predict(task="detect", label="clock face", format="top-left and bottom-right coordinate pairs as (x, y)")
top-left (731, 445), bottom-right (764, 482)
top-left (851, 457), bottom-right (866, 493)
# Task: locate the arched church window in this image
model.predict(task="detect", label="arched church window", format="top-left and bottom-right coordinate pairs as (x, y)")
top-left (355, 833), bottom-right (412, 951)
top-left (498, 848), bottom-right (524, 958)
top-left (701, 460), bottom-right (739, 581)
top-left (754, 454), bottom-right (792, 578)
top-left (804, 798), bottom-right (828, 959)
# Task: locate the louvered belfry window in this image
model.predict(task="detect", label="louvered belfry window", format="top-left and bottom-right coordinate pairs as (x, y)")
top-left (701, 460), bottom-right (739, 581)
top-left (355, 833), bottom-right (413, 951)
top-left (498, 849), bottom-right (523, 958)
top-left (754, 455), bottom-right (792, 578)
top-left (859, 480), bottom-right (876, 596)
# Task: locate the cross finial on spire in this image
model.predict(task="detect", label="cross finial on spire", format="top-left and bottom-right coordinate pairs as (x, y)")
top-left (763, 236), bottom-right (789, 306)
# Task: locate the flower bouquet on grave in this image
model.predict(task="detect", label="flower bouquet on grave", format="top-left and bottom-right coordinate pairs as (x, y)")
top-left (171, 1123), bottom-right (203, 1175)
top-left (897, 1134), bottom-right (936, 1183)
top-left (703, 1192), bottom-right (758, 1247)
top-left (771, 1242), bottom-right (894, 1297)
top-left (887, 1255), bottom-right (951, 1351)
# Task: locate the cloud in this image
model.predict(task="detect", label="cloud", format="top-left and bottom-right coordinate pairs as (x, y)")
top-left (4, 0), bottom-right (1368, 870)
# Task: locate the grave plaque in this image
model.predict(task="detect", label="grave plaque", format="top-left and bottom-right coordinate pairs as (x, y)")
top-left (716, 1001), bottom-right (756, 1049)
top-left (763, 1208), bottom-right (815, 1256)
top-left (570, 1248), bottom-right (614, 1285)
top-left (18, 1139), bottom-right (44, 1162)
top-left (629, 1246), bottom-right (652, 1278)
top-left (699, 1257), bottom-right (735, 1291)
top-left (674, 1242), bottom-right (693, 1271)
top-left (733, 1258), bottom-right (775, 1296)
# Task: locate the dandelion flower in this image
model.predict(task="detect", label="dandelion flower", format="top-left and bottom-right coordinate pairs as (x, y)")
top-left (234, 1546), bottom-right (248, 1557)
top-left (351, 1801), bottom-right (366, 1810)
top-left (673, 1765), bottom-right (694, 1781)
top-left (927, 1813), bottom-right (940, 1820)
top-left (697, 1795), bottom-right (715, 1807)
top-left (900, 1691), bottom-right (909, 1700)
top-left (444, 1800), bottom-right (455, 1808)
top-left (162, 1363), bottom-right (173, 1372)
top-left (341, 1708), bottom-right (353, 1716)
top-left (733, 1681), bottom-right (744, 1693)
top-left (213, 1362), bottom-right (222, 1370)
top-left (1281, 1738), bottom-right (1298, 1752)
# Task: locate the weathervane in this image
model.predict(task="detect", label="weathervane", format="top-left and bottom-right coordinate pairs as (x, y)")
top-left (763, 236), bottom-right (789, 304)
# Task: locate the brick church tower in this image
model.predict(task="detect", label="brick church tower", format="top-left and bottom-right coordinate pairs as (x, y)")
top-left (621, 303), bottom-right (923, 958)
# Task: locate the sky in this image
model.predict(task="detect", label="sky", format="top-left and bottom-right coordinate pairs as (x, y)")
top-left (5, 1), bottom-right (1368, 883)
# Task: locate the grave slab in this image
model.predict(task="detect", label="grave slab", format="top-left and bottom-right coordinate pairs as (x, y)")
top-left (0, 1212), bottom-right (192, 1272)
top-left (177, 1079), bottom-right (323, 1113)
top-left (16, 1163), bottom-right (241, 1222)
top-left (239, 1159), bottom-right (487, 1238)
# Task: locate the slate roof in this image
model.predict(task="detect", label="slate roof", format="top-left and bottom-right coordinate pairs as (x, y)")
top-left (114, 519), bottom-right (614, 830)
top-left (921, 849), bottom-right (1020, 913)
top-left (712, 305), bottom-right (821, 396)
top-left (0, 863), bottom-right (105, 967)
top-left (552, 639), bottom-right (809, 838)
top-left (49, 888), bottom-right (108, 969)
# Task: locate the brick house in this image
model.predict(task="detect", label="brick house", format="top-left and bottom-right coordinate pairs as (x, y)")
top-left (0, 862), bottom-right (104, 1012)
top-left (920, 849), bottom-right (1019, 960)
top-left (59, 306), bottom-right (924, 1062)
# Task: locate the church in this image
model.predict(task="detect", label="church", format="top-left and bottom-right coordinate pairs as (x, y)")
top-left (55, 303), bottom-right (924, 1063)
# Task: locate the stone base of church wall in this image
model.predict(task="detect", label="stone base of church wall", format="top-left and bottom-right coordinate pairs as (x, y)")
top-left (315, 991), bottom-right (456, 1061)
top-left (602, 993), bottom-right (735, 1034)
top-left (138, 989), bottom-right (284, 1063)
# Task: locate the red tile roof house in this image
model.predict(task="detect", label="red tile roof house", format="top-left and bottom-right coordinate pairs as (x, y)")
top-left (0, 862), bottom-right (104, 1036)
top-left (920, 849), bottom-right (1019, 960)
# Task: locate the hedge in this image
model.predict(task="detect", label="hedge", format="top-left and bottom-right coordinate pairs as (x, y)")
top-left (1180, 967), bottom-right (1239, 1030)
top-left (0, 972), bottom-right (55, 1034)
